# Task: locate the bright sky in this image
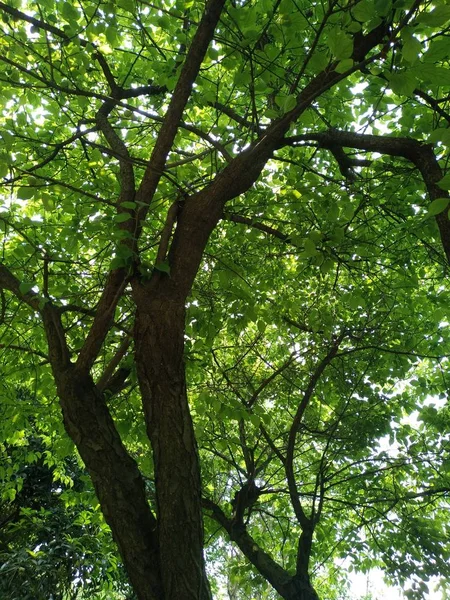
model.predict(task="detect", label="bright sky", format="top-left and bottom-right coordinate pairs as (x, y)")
top-left (350, 569), bottom-right (443, 599)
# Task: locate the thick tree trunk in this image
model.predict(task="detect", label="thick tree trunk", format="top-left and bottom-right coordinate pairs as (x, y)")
top-left (134, 289), bottom-right (211, 600)
top-left (55, 367), bottom-right (162, 600)
top-left (284, 578), bottom-right (320, 600)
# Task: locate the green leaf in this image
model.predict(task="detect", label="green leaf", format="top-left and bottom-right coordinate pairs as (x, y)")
top-left (335, 59), bottom-right (353, 73)
top-left (19, 282), bottom-right (35, 295)
top-left (427, 197), bottom-right (449, 216)
top-left (110, 256), bottom-right (126, 270)
top-left (347, 294), bottom-right (366, 310)
top-left (114, 212), bottom-right (132, 223)
top-left (248, 413), bottom-right (260, 427)
top-left (417, 5), bottom-right (450, 27)
top-left (234, 71), bottom-right (251, 86)
top-left (352, 0), bottom-right (376, 22)
top-left (428, 129), bottom-right (450, 146)
top-left (307, 52), bottom-right (329, 73)
top-left (257, 319), bottom-right (266, 333)
top-left (422, 38), bottom-right (450, 62)
top-left (157, 16), bottom-right (171, 29)
top-left (120, 201), bottom-right (137, 209)
top-left (402, 37), bottom-right (422, 63)
top-left (265, 108), bottom-right (280, 119)
top-left (16, 187), bottom-right (35, 200)
top-left (412, 64), bottom-right (450, 86)
top-left (38, 297), bottom-right (49, 310)
top-left (320, 258), bottom-right (335, 274)
top-left (374, 0), bottom-right (393, 16)
top-left (61, 2), bottom-right (80, 23)
top-left (155, 261), bottom-right (171, 274)
top-left (105, 24), bottom-right (119, 46)
top-left (327, 30), bottom-right (353, 60)
top-left (283, 95), bottom-right (297, 113)
top-left (438, 174), bottom-right (450, 190)
top-left (303, 238), bottom-right (318, 257)
top-left (388, 72), bottom-right (417, 96)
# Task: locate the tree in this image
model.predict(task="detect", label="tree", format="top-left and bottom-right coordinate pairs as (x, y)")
top-left (0, 390), bottom-right (132, 600)
top-left (0, 0), bottom-right (450, 598)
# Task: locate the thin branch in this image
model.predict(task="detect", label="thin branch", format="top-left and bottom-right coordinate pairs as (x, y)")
top-left (96, 336), bottom-right (132, 392)
top-left (11, 166), bottom-right (113, 205)
top-left (283, 128), bottom-right (450, 263)
top-left (210, 101), bottom-right (260, 133)
top-left (0, 263), bottom-right (70, 370)
top-left (337, 344), bottom-right (444, 361)
top-left (259, 423), bottom-right (286, 465)
top-left (289, 0), bottom-right (336, 94)
top-left (285, 332), bottom-right (345, 528)
top-left (95, 106), bottom-right (136, 205)
top-left (247, 353), bottom-right (296, 409)
top-left (0, 2), bottom-right (165, 100)
top-left (155, 200), bottom-right (182, 266)
top-left (0, 342), bottom-right (48, 360)
top-left (414, 89), bottom-right (450, 125)
top-left (75, 270), bottom-right (129, 374)
top-left (223, 212), bottom-right (292, 244)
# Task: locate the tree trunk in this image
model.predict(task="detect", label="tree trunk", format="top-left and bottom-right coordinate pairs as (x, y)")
top-left (134, 287), bottom-right (211, 600)
top-left (55, 367), bottom-right (162, 600)
top-left (284, 578), bottom-right (320, 600)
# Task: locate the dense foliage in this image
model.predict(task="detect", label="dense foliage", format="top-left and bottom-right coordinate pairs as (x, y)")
top-left (1, 0), bottom-right (450, 598)
top-left (0, 412), bottom-right (131, 600)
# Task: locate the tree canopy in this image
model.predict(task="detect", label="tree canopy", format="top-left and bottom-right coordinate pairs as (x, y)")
top-left (0, 0), bottom-right (450, 598)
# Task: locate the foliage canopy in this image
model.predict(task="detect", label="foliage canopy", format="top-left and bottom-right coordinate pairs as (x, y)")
top-left (1, 0), bottom-right (450, 599)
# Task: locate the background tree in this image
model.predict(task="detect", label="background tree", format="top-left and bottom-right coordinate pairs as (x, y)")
top-left (0, 0), bottom-right (450, 599)
top-left (0, 389), bottom-right (134, 599)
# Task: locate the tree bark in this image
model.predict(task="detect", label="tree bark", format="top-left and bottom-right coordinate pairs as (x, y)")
top-left (285, 578), bottom-right (320, 600)
top-left (53, 366), bottom-right (162, 600)
top-left (133, 287), bottom-right (211, 600)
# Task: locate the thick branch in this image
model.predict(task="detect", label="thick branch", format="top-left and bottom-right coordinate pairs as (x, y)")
top-left (202, 497), bottom-right (294, 597)
top-left (284, 128), bottom-right (450, 263)
top-left (95, 108), bottom-right (135, 205)
top-left (153, 20), bottom-right (392, 302)
top-left (0, 264), bottom-right (70, 370)
top-left (155, 200), bottom-right (182, 267)
top-left (75, 269), bottom-right (129, 373)
top-left (133, 0), bottom-right (227, 230)
top-left (96, 336), bottom-right (132, 392)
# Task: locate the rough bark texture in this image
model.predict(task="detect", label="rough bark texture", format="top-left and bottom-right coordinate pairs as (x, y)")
top-left (133, 289), bottom-right (211, 600)
top-left (55, 366), bottom-right (162, 600)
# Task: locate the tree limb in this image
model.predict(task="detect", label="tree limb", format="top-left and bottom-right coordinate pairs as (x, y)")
top-left (132, 0), bottom-right (227, 236)
top-left (285, 333), bottom-right (345, 529)
top-left (96, 336), bottom-right (132, 392)
top-left (202, 496), bottom-right (294, 597)
top-left (283, 128), bottom-right (450, 263)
